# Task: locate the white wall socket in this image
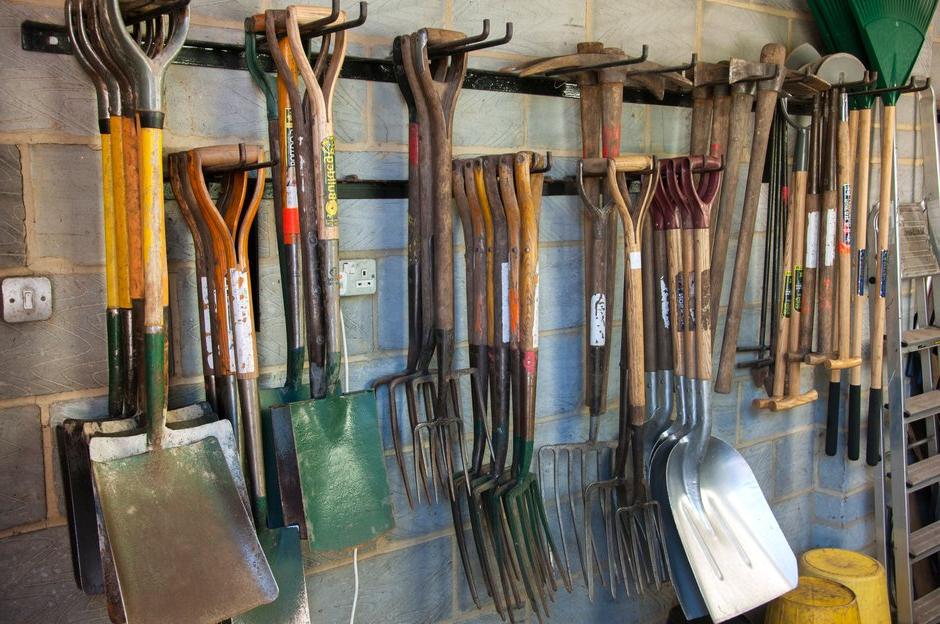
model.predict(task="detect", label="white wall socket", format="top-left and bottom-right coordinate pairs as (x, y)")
top-left (339, 259), bottom-right (377, 296)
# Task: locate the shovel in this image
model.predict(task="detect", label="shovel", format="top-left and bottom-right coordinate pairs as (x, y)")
top-left (268, 6), bottom-right (394, 551)
top-left (665, 157), bottom-right (797, 622)
top-left (59, 0), bottom-right (212, 604)
top-left (182, 144), bottom-right (310, 624)
top-left (88, 1), bottom-right (278, 621)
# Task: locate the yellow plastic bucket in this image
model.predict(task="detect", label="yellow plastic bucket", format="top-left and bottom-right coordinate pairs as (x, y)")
top-left (799, 548), bottom-right (890, 624)
top-left (765, 575), bottom-right (860, 624)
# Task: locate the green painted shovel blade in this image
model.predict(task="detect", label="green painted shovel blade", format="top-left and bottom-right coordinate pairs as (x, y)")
top-left (273, 389), bottom-right (394, 551)
top-left (234, 524), bottom-right (309, 624)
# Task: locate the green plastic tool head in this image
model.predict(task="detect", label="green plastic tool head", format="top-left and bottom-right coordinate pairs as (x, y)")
top-left (809, 0), bottom-right (875, 109)
top-left (847, 0), bottom-right (937, 104)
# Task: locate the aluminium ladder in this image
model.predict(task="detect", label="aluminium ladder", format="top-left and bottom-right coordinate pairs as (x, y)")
top-left (881, 81), bottom-right (940, 624)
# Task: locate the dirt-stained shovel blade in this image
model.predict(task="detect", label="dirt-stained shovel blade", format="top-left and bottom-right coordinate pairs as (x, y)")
top-left (284, 389), bottom-right (394, 551)
top-left (666, 438), bottom-right (797, 622)
top-left (59, 401), bottom-right (216, 595)
top-left (90, 420), bottom-right (278, 624)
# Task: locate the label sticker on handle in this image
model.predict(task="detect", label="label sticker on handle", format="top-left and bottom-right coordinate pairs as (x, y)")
top-left (628, 251), bottom-right (641, 270)
top-left (805, 211), bottom-right (820, 269)
top-left (840, 184), bottom-right (852, 251)
top-left (659, 276), bottom-right (670, 329)
top-left (782, 271), bottom-right (792, 317)
top-left (824, 208), bottom-right (837, 267)
top-left (590, 293), bottom-right (606, 346)
top-left (880, 250), bottom-right (889, 298)
top-left (229, 269), bottom-right (255, 374)
top-left (793, 266), bottom-right (803, 312)
top-left (856, 249), bottom-right (867, 296)
top-left (200, 276), bottom-right (213, 369)
top-left (283, 107), bottom-right (300, 244)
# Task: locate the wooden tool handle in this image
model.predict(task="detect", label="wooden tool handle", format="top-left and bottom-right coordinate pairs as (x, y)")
top-left (714, 42), bottom-right (785, 393)
top-left (709, 86), bottom-right (753, 333)
top-left (665, 228), bottom-right (685, 378)
top-left (195, 144), bottom-right (262, 170)
top-left (581, 155), bottom-right (654, 175)
top-left (690, 85), bottom-right (712, 156)
top-left (786, 169), bottom-right (807, 397)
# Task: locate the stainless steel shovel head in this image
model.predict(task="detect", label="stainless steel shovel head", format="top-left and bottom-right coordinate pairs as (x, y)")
top-left (90, 419), bottom-right (277, 623)
top-left (666, 437), bottom-right (797, 622)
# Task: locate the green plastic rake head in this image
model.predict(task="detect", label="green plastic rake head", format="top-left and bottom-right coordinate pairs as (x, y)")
top-left (847, 0), bottom-right (937, 104)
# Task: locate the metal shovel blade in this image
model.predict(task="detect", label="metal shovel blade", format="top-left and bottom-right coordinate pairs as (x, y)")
top-left (666, 437), bottom-right (797, 622)
top-left (275, 389), bottom-right (394, 551)
top-left (59, 402), bottom-right (214, 594)
top-left (90, 419), bottom-right (277, 623)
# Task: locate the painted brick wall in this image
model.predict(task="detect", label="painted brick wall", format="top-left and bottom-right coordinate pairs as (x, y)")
top-left (0, 0), bottom-right (936, 622)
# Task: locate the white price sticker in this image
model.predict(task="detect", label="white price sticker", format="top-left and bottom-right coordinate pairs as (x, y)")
top-left (590, 293), bottom-right (606, 346)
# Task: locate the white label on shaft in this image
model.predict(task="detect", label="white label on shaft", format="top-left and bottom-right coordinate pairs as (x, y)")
top-left (824, 208), bottom-right (837, 267)
top-left (223, 279), bottom-right (236, 367)
top-left (805, 211), bottom-right (820, 268)
top-left (200, 276), bottom-right (213, 369)
top-left (532, 262), bottom-right (540, 348)
top-left (629, 251), bottom-right (642, 270)
top-left (229, 269), bottom-right (255, 374)
top-left (659, 276), bottom-right (670, 329)
top-left (501, 262), bottom-right (510, 344)
top-left (590, 293), bottom-right (606, 346)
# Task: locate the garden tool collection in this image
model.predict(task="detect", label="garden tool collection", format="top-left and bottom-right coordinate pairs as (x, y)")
top-left (515, 41), bottom-right (694, 597)
top-left (447, 151), bottom-right (558, 622)
top-left (257, 4), bottom-right (395, 552)
top-left (60, 1), bottom-right (281, 622)
top-left (715, 44), bottom-right (788, 392)
top-left (47, 0), bottom-right (940, 619)
top-left (172, 144), bottom-right (310, 624)
top-left (578, 156), bottom-right (670, 602)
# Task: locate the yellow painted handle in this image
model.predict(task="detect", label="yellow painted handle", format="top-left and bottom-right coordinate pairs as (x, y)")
top-left (110, 117), bottom-right (131, 309)
top-left (139, 126), bottom-right (167, 328)
top-left (100, 122), bottom-right (118, 309)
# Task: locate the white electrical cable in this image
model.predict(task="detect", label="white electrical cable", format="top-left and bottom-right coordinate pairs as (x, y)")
top-left (350, 547), bottom-right (359, 624)
top-left (339, 305), bottom-right (357, 623)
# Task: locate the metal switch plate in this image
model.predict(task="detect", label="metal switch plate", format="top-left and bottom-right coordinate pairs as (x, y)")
top-left (2, 276), bottom-right (53, 323)
top-left (339, 259), bottom-right (377, 296)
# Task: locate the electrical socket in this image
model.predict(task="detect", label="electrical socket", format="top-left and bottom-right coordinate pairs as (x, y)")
top-left (339, 259), bottom-right (377, 296)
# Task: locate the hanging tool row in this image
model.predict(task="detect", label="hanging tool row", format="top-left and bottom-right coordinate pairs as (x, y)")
top-left (53, 0), bottom-right (939, 621)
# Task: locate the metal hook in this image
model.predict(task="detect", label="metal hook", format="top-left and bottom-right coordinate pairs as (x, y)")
top-left (302, 0), bottom-right (340, 33)
top-left (576, 160), bottom-right (612, 217)
top-left (778, 96), bottom-right (811, 131)
top-left (852, 76), bottom-right (930, 98)
top-left (427, 19), bottom-right (490, 56)
top-left (624, 53), bottom-right (697, 79)
top-left (530, 151), bottom-right (552, 174)
top-left (430, 22), bottom-right (513, 58)
top-left (304, 1), bottom-right (367, 38)
top-left (543, 44), bottom-right (649, 77)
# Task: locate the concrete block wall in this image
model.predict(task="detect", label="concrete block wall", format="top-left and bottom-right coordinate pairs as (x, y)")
top-left (0, 0), bottom-right (935, 621)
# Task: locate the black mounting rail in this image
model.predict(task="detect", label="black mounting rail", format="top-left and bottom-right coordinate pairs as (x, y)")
top-left (21, 19), bottom-right (686, 198)
top-left (21, 20), bottom-right (692, 107)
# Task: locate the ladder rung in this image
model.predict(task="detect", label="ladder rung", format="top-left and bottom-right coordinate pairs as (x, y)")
top-left (915, 586), bottom-right (940, 624)
top-left (906, 390), bottom-right (940, 424)
top-left (902, 327), bottom-right (940, 354)
top-left (907, 454), bottom-right (940, 492)
top-left (911, 521), bottom-right (940, 563)
top-left (910, 439), bottom-right (929, 451)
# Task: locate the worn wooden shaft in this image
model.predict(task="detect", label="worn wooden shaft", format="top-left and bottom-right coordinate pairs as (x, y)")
top-left (709, 86), bottom-right (753, 333)
top-left (715, 43), bottom-right (786, 393)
